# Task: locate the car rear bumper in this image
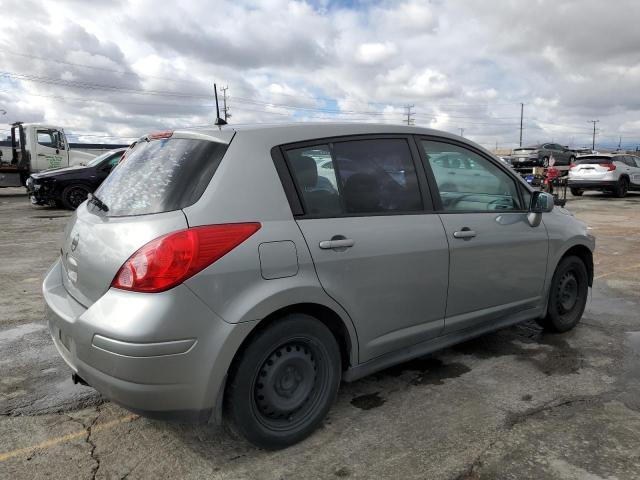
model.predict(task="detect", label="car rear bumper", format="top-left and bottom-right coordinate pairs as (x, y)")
top-left (43, 258), bottom-right (257, 421)
top-left (567, 180), bottom-right (618, 190)
top-left (512, 158), bottom-right (542, 167)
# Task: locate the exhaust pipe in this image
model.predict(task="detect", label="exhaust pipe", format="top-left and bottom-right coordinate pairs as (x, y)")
top-left (72, 373), bottom-right (89, 386)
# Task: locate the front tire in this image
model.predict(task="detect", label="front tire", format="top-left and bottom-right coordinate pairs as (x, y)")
top-left (537, 256), bottom-right (588, 333)
top-left (570, 188), bottom-right (584, 196)
top-left (542, 157), bottom-right (550, 168)
top-left (225, 314), bottom-right (341, 449)
top-left (61, 184), bottom-right (91, 210)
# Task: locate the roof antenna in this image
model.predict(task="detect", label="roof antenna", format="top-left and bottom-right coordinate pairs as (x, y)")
top-left (214, 83), bottom-right (227, 128)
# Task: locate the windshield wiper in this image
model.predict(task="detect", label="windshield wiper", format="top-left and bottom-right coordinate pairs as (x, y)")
top-left (88, 193), bottom-right (109, 212)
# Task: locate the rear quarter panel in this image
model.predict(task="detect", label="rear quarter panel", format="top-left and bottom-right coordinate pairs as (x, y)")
top-left (182, 131), bottom-right (359, 365)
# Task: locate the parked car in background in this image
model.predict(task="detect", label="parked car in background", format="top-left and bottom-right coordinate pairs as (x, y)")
top-left (44, 124), bottom-right (594, 449)
top-left (26, 148), bottom-right (124, 209)
top-left (568, 153), bottom-right (640, 197)
top-left (511, 143), bottom-right (576, 167)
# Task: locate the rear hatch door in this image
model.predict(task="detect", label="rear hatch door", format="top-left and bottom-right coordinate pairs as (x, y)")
top-left (571, 156), bottom-right (613, 180)
top-left (60, 131), bottom-right (231, 307)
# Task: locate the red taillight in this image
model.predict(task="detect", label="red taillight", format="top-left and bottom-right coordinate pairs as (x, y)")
top-left (148, 130), bottom-right (173, 140)
top-left (111, 223), bottom-right (261, 293)
top-left (600, 162), bottom-right (616, 171)
top-left (569, 163), bottom-right (576, 169)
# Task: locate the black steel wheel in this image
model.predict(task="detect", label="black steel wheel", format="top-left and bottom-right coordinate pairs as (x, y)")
top-left (614, 177), bottom-right (629, 198)
top-left (61, 184), bottom-right (91, 210)
top-left (537, 255), bottom-right (588, 333)
top-left (225, 314), bottom-right (341, 449)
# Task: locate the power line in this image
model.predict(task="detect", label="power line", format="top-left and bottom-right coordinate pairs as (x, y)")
top-left (0, 49), bottom-right (205, 86)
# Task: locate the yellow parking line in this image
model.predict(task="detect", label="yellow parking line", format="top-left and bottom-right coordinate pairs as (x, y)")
top-left (0, 414), bottom-right (138, 463)
top-left (595, 263), bottom-right (640, 280)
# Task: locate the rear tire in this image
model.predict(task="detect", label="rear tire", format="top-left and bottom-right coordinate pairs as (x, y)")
top-left (537, 256), bottom-right (588, 333)
top-left (61, 184), bottom-right (91, 210)
top-left (570, 188), bottom-right (584, 196)
top-left (225, 314), bottom-right (341, 449)
top-left (614, 177), bottom-right (629, 198)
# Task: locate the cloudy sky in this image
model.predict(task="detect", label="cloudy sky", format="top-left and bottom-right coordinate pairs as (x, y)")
top-left (1, 0), bottom-right (639, 150)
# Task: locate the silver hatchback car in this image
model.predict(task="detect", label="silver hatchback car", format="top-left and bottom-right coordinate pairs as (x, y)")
top-left (44, 124), bottom-right (594, 448)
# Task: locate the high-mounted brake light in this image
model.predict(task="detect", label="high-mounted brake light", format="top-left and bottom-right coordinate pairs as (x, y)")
top-left (600, 162), bottom-right (616, 171)
top-left (148, 130), bottom-right (174, 140)
top-left (111, 223), bottom-right (261, 293)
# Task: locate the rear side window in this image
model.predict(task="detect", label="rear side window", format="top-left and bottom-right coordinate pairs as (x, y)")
top-left (285, 138), bottom-right (423, 216)
top-left (93, 138), bottom-right (228, 216)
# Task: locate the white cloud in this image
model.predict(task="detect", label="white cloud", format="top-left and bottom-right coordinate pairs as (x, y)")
top-left (355, 42), bottom-right (397, 65)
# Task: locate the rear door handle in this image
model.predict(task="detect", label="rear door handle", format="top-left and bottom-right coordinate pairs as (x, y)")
top-left (319, 238), bottom-right (355, 249)
top-left (453, 229), bottom-right (476, 239)
top-left (37, 153), bottom-right (45, 157)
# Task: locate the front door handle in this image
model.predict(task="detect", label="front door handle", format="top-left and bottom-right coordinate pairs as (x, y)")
top-left (319, 238), bottom-right (355, 249)
top-left (453, 228), bottom-right (476, 239)
top-left (37, 153), bottom-right (45, 157)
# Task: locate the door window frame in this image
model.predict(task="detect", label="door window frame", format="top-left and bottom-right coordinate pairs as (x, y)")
top-left (272, 134), bottom-right (435, 219)
top-left (413, 135), bottom-right (529, 214)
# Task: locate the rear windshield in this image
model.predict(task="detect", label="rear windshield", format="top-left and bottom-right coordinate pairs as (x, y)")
top-left (575, 156), bottom-right (612, 165)
top-left (92, 137), bottom-right (228, 216)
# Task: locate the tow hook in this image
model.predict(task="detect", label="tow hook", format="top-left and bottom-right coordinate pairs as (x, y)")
top-left (72, 373), bottom-right (89, 386)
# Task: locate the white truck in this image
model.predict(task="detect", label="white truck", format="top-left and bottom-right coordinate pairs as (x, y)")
top-left (0, 122), bottom-right (96, 188)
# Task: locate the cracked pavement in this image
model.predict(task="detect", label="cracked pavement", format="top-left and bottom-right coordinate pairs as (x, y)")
top-left (2, 188), bottom-right (640, 479)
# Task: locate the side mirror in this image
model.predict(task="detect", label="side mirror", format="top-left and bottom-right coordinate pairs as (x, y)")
top-left (530, 191), bottom-right (554, 213)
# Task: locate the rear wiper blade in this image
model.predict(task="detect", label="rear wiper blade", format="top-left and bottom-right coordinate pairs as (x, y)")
top-left (88, 193), bottom-right (109, 212)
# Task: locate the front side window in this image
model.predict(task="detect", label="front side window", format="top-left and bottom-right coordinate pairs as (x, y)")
top-left (37, 130), bottom-right (55, 147)
top-left (422, 140), bottom-right (521, 212)
top-left (286, 138), bottom-right (423, 216)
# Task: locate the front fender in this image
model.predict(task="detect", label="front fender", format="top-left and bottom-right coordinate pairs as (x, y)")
top-left (541, 208), bottom-right (595, 307)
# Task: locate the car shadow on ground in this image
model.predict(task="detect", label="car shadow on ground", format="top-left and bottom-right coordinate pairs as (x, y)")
top-left (153, 319), bottom-right (581, 454)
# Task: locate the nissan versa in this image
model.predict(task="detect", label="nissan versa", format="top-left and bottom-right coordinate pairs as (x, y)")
top-left (44, 124), bottom-right (595, 449)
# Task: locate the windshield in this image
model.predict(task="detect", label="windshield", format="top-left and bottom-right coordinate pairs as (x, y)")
top-left (93, 137), bottom-right (228, 217)
top-left (86, 150), bottom-right (119, 167)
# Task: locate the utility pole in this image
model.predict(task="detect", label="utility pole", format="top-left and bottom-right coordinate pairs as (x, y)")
top-left (404, 105), bottom-right (415, 125)
top-left (459, 128), bottom-right (464, 137)
top-left (519, 103), bottom-right (524, 147)
top-left (618, 136), bottom-right (622, 150)
top-left (589, 120), bottom-right (599, 150)
top-left (220, 86), bottom-right (230, 122)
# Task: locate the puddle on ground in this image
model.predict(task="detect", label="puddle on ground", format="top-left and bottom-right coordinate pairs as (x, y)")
top-left (627, 332), bottom-right (640, 353)
top-left (0, 323), bottom-right (47, 344)
top-left (452, 322), bottom-right (585, 376)
top-left (623, 332), bottom-right (640, 381)
top-left (374, 356), bottom-right (471, 386)
top-left (350, 392), bottom-right (386, 410)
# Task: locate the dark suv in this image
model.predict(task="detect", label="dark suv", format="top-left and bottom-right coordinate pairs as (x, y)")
top-left (511, 143), bottom-right (576, 168)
